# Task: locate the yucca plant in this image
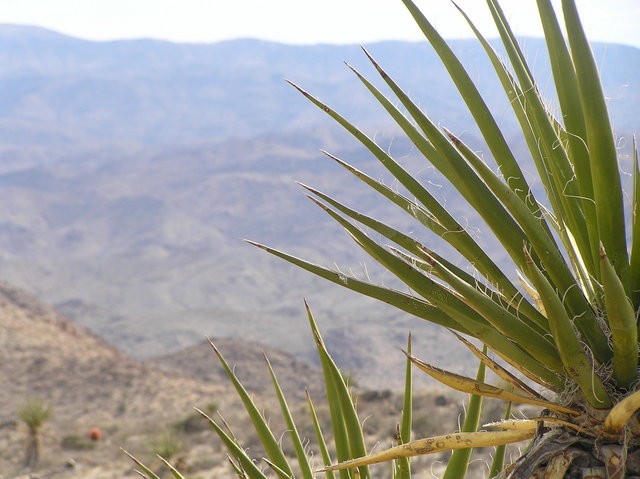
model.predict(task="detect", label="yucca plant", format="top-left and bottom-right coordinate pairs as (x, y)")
top-left (242, 0), bottom-right (640, 477)
top-left (127, 0), bottom-right (638, 478)
top-left (18, 396), bottom-right (52, 469)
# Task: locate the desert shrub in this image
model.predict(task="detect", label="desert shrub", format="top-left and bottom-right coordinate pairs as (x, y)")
top-left (434, 394), bottom-right (448, 407)
top-left (189, 456), bottom-right (222, 471)
top-left (411, 411), bottom-right (439, 438)
top-left (173, 402), bottom-right (218, 434)
top-left (359, 389), bottom-right (392, 402)
top-left (61, 434), bottom-right (96, 450)
top-left (362, 414), bottom-right (382, 436)
top-left (173, 411), bottom-right (209, 434)
top-left (149, 429), bottom-right (183, 460)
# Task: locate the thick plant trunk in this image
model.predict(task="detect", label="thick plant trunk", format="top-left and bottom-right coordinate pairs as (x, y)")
top-left (504, 428), bottom-right (640, 478)
top-left (23, 428), bottom-right (40, 469)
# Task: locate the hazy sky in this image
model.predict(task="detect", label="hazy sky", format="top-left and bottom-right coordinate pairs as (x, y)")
top-left (1, 0), bottom-right (639, 48)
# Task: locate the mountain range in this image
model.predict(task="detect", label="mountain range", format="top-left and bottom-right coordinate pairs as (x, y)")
top-left (0, 25), bottom-right (638, 387)
top-left (1, 24), bottom-right (638, 146)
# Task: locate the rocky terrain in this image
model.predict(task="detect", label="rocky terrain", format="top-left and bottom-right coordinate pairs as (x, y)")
top-left (0, 279), bottom-right (224, 477)
top-left (0, 279), bottom-right (513, 479)
top-left (0, 279), bottom-right (337, 478)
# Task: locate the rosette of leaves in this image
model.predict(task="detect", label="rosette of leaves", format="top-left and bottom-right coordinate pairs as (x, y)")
top-left (245, 0), bottom-right (640, 477)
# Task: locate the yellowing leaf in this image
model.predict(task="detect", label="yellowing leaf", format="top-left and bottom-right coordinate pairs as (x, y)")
top-left (406, 353), bottom-right (579, 416)
top-left (319, 430), bottom-right (534, 471)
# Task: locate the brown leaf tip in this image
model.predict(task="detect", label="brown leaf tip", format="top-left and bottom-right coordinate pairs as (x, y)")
top-left (443, 127), bottom-right (461, 146)
top-left (522, 244), bottom-right (534, 265)
top-left (598, 241), bottom-right (607, 259)
top-left (242, 239), bottom-right (271, 252)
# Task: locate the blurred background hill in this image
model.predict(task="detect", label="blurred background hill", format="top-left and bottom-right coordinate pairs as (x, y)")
top-left (0, 26), bottom-right (638, 386)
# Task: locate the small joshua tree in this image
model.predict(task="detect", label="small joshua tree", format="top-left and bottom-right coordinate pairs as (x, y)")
top-left (18, 396), bottom-right (52, 469)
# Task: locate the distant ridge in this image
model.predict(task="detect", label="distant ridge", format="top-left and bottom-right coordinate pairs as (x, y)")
top-left (0, 23), bottom-right (74, 38)
top-left (0, 24), bottom-right (637, 144)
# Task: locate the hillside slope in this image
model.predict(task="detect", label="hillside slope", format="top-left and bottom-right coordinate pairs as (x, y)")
top-left (0, 280), bottom-right (228, 476)
top-left (0, 280), bottom-right (480, 479)
top-left (0, 279), bottom-right (223, 422)
top-left (151, 337), bottom-right (325, 402)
